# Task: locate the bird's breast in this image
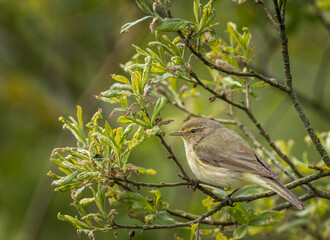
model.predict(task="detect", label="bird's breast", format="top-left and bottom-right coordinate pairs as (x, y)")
top-left (183, 140), bottom-right (252, 189)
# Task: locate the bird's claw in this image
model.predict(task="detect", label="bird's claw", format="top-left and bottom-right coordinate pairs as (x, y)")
top-left (189, 178), bottom-right (200, 191)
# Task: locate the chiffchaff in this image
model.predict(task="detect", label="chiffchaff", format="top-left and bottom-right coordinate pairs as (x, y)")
top-left (170, 118), bottom-right (304, 210)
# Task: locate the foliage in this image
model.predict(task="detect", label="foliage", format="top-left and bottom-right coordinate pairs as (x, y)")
top-left (48, 0), bottom-right (330, 239)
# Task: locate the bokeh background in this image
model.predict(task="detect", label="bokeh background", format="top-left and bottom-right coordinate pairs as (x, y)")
top-left (1, 0), bottom-right (329, 239)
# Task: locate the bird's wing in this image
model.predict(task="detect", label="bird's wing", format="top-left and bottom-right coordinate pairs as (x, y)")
top-left (194, 127), bottom-right (278, 178)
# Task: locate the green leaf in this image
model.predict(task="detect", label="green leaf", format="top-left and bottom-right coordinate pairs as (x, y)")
top-left (145, 214), bottom-right (156, 224)
top-left (154, 18), bottom-right (193, 32)
top-left (145, 126), bottom-right (161, 136)
top-left (221, 77), bottom-right (242, 88)
top-left (133, 44), bottom-right (149, 56)
top-left (137, 167), bottom-right (157, 175)
top-left (154, 189), bottom-right (161, 209)
top-left (190, 223), bottom-right (198, 240)
top-left (241, 28), bottom-right (251, 51)
top-left (142, 56), bottom-right (152, 90)
top-left (151, 95), bottom-right (167, 123)
top-left (249, 211), bottom-right (284, 226)
top-left (129, 71), bottom-right (143, 94)
top-left (193, 0), bottom-right (201, 24)
top-left (120, 123), bottom-right (135, 144)
top-left (73, 201), bottom-right (85, 217)
top-left (52, 171), bottom-right (79, 187)
top-left (79, 197), bottom-right (95, 206)
top-left (146, 48), bottom-right (165, 66)
top-left (135, 0), bottom-right (154, 15)
top-left (162, 35), bottom-right (181, 56)
top-left (154, 211), bottom-right (176, 223)
top-left (112, 74), bottom-right (130, 84)
top-left (227, 22), bottom-right (240, 44)
top-left (226, 204), bottom-right (248, 224)
top-left (277, 218), bottom-right (311, 233)
top-left (95, 181), bottom-right (106, 215)
top-left (58, 213), bottom-right (92, 229)
top-left (233, 224), bottom-right (248, 239)
top-left (121, 16), bottom-right (153, 34)
top-left (198, 0), bottom-right (215, 31)
top-left (118, 191), bottom-right (145, 203)
top-left (250, 81), bottom-right (270, 88)
top-left (59, 112), bottom-right (87, 146)
top-left (149, 41), bottom-right (176, 56)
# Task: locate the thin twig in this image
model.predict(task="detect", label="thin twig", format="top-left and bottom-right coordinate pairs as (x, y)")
top-left (256, 0), bottom-right (280, 31)
top-left (166, 209), bottom-right (234, 226)
top-left (272, 0), bottom-right (330, 167)
top-left (288, 92), bottom-right (330, 167)
top-left (157, 134), bottom-right (190, 179)
top-left (171, 101), bottom-right (236, 125)
top-left (112, 201), bottom-right (228, 230)
top-left (272, 0), bottom-right (292, 89)
top-left (157, 133), bottom-right (221, 200)
top-left (188, 69), bottom-right (245, 110)
top-left (175, 29), bottom-right (289, 92)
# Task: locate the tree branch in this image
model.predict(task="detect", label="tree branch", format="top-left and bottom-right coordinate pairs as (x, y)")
top-left (157, 134), bottom-right (190, 180)
top-left (112, 200), bottom-right (228, 230)
top-left (288, 92), bottom-right (330, 167)
top-left (175, 29), bottom-right (289, 92)
top-left (272, 0), bottom-right (330, 167)
top-left (256, 0), bottom-right (279, 32)
top-left (166, 209), bottom-right (234, 226)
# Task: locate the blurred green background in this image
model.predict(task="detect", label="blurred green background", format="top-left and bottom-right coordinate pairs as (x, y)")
top-left (1, 0), bottom-right (329, 239)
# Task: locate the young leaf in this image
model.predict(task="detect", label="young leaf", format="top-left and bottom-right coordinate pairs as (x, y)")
top-left (52, 171), bottom-right (79, 187)
top-left (226, 204), bottom-right (248, 224)
top-left (145, 214), bottom-right (156, 224)
top-left (193, 0), bottom-right (201, 24)
top-left (112, 74), bottom-right (130, 84)
top-left (121, 16), bottom-right (153, 34)
top-left (58, 213), bottom-right (92, 229)
top-left (277, 218), bottom-right (311, 233)
top-left (249, 211), bottom-right (284, 226)
top-left (154, 18), bottom-right (193, 32)
top-left (233, 224), bottom-right (248, 239)
top-left (227, 22), bottom-right (241, 44)
top-left (137, 167), bottom-right (157, 175)
top-left (142, 56), bottom-right (152, 90)
top-left (136, 0), bottom-right (154, 15)
top-left (151, 95), bottom-right (167, 123)
top-left (221, 77), bottom-right (243, 88)
top-left (190, 223), bottom-right (198, 240)
top-left (95, 181), bottom-right (106, 216)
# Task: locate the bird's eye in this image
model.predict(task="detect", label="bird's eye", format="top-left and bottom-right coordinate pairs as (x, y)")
top-left (190, 129), bottom-right (197, 133)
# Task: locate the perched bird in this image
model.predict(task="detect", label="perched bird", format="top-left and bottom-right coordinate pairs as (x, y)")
top-left (170, 118), bottom-right (304, 210)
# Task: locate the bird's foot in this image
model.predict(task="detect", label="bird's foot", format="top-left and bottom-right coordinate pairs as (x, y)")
top-left (178, 174), bottom-right (200, 191)
top-left (189, 178), bottom-right (201, 191)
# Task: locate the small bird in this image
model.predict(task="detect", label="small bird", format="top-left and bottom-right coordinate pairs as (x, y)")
top-left (170, 118), bottom-right (304, 210)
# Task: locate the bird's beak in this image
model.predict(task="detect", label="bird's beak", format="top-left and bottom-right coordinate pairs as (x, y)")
top-left (169, 131), bottom-right (184, 136)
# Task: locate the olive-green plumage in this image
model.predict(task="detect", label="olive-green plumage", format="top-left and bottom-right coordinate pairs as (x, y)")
top-left (170, 118), bottom-right (304, 210)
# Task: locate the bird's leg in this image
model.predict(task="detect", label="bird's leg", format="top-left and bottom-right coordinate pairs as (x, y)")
top-left (189, 178), bottom-right (201, 191)
top-left (178, 174), bottom-right (200, 191)
top-left (224, 189), bottom-right (238, 207)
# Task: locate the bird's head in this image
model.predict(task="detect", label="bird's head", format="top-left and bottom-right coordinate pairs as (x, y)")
top-left (170, 118), bottom-right (222, 145)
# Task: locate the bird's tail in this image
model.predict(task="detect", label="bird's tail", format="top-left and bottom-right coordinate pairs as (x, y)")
top-left (261, 177), bottom-right (304, 210)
